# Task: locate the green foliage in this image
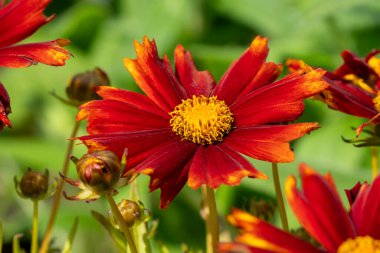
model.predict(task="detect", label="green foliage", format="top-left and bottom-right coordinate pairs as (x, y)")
top-left (0, 0), bottom-right (379, 252)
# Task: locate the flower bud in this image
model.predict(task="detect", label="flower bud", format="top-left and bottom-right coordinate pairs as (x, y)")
top-left (249, 198), bottom-right (276, 222)
top-left (15, 168), bottom-right (50, 200)
top-left (117, 200), bottom-right (142, 227)
top-left (66, 67), bottom-right (110, 104)
top-left (74, 150), bottom-right (121, 194)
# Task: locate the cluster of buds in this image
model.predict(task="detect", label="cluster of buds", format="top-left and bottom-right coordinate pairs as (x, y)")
top-left (63, 150), bottom-right (132, 202)
top-left (14, 168), bottom-right (57, 201)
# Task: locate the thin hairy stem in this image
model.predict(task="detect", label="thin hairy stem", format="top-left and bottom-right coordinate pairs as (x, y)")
top-left (202, 185), bottom-right (219, 253)
top-left (272, 163), bottom-right (289, 231)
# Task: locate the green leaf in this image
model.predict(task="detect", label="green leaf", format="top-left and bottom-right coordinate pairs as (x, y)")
top-left (91, 211), bottom-right (126, 253)
top-left (61, 217), bottom-right (79, 253)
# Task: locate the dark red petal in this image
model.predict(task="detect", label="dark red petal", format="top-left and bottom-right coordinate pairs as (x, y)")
top-left (334, 50), bottom-right (378, 79)
top-left (0, 83), bottom-right (11, 129)
top-left (213, 36), bottom-right (269, 105)
top-left (237, 62), bottom-right (283, 98)
top-left (134, 138), bottom-right (197, 208)
top-left (188, 144), bottom-right (267, 189)
top-left (222, 123), bottom-right (318, 163)
top-left (123, 37), bottom-right (187, 112)
top-left (78, 100), bottom-right (169, 135)
top-left (79, 129), bottom-right (175, 171)
top-left (0, 39), bottom-right (71, 68)
top-left (286, 165), bottom-right (355, 253)
top-left (0, 0), bottom-right (53, 47)
top-left (231, 69), bottom-right (328, 125)
top-left (351, 175), bottom-right (380, 238)
top-left (323, 79), bottom-right (377, 119)
top-left (227, 209), bottom-right (325, 253)
top-left (174, 44), bottom-right (216, 96)
top-left (345, 182), bottom-right (365, 206)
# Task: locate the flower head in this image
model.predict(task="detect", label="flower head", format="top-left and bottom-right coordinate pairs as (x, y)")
top-left (0, 82), bottom-right (11, 130)
top-left (78, 36), bottom-right (329, 208)
top-left (288, 50), bottom-right (380, 136)
top-left (0, 0), bottom-right (71, 68)
top-left (221, 163), bottom-right (380, 253)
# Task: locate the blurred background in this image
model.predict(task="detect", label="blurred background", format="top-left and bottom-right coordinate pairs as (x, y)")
top-left (1, 0), bottom-right (380, 252)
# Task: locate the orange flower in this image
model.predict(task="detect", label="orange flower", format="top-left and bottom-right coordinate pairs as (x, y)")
top-left (221, 164), bottom-right (380, 253)
top-left (79, 36), bottom-right (328, 208)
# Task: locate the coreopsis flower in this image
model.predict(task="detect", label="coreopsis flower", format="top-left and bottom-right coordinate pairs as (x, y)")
top-left (0, 0), bottom-right (71, 131)
top-left (0, 0), bottom-right (71, 68)
top-left (78, 36), bottom-right (329, 208)
top-left (0, 82), bottom-right (11, 130)
top-left (289, 50), bottom-right (380, 136)
top-left (220, 163), bottom-right (380, 253)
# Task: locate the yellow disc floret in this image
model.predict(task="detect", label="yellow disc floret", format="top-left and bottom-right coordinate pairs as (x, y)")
top-left (169, 95), bottom-right (234, 145)
top-left (338, 236), bottom-right (380, 253)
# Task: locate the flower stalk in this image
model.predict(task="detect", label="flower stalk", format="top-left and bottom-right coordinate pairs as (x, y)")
top-left (271, 163), bottom-right (289, 231)
top-left (105, 192), bottom-right (138, 253)
top-left (39, 121), bottom-right (80, 253)
top-left (31, 200), bottom-right (39, 253)
top-left (372, 146), bottom-right (378, 179)
top-left (202, 185), bottom-right (219, 253)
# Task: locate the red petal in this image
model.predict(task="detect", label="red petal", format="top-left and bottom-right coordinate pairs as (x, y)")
top-left (285, 166), bottom-right (355, 252)
top-left (222, 123), bottom-right (318, 163)
top-left (227, 208), bottom-right (324, 253)
top-left (231, 69), bottom-right (328, 126)
top-left (345, 182), bottom-right (365, 206)
top-left (134, 138), bottom-right (197, 208)
top-left (237, 62), bottom-right (283, 98)
top-left (351, 175), bottom-right (380, 238)
top-left (79, 129), bottom-right (175, 171)
top-left (188, 144), bottom-right (267, 189)
top-left (324, 79), bottom-right (377, 119)
top-left (334, 50), bottom-right (378, 79)
top-left (213, 36), bottom-right (269, 105)
top-left (174, 44), bottom-right (216, 96)
top-left (95, 86), bottom-right (169, 118)
top-left (78, 100), bottom-right (169, 135)
top-left (0, 39), bottom-right (71, 68)
top-left (0, 0), bottom-right (53, 47)
top-left (123, 37), bottom-right (187, 112)
top-left (0, 82), bottom-right (11, 129)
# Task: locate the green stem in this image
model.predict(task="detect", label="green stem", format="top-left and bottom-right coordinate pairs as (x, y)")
top-left (372, 146), bottom-right (378, 179)
top-left (202, 185), bottom-right (219, 253)
top-left (31, 200), bottom-right (39, 253)
top-left (272, 163), bottom-right (289, 231)
top-left (0, 220), bottom-right (2, 253)
top-left (105, 192), bottom-right (138, 253)
top-left (39, 121), bottom-right (80, 253)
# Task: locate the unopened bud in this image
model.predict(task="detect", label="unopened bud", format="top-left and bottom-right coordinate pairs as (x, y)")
top-left (117, 200), bottom-right (142, 227)
top-left (66, 67), bottom-right (110, 104)
top-left (249, 198), bottom-right (276, 222)
top-left (73, 150), bottom-right (121, 194)
top-left (15, 168), bottom-right (55, 200)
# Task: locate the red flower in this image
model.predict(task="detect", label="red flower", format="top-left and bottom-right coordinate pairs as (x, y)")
top-left (0, 0), bottom-right (71, 131)
top-left (0, 82), bottom-right (11, 130)
top-left (221, 163), bottom-right (380, 253)
top-left (0, 0), bottom-right (71, 67)
top-left (289, 50), bottom-right (380, 136)
top-left (78, 36), bottom-right (328, 208)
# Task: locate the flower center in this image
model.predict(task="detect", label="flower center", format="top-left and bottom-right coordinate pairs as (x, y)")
top-left (169, 95), bottom-right (234, 145)
top-left (337, 236), bottom-right (380, 253)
